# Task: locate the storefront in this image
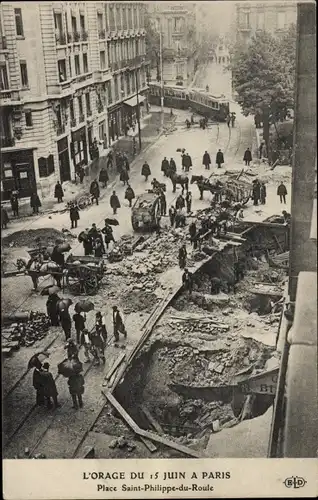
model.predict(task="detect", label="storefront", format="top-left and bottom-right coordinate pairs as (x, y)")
top-left (123, 94), bottom-right (146, 126)
top-left (70, 126), bottom-right (88, 173)
top-left (1, 148), bottom-right (36, 200)
top-left (57, 136), bottom-right (71, 182)
top-left (108, 104), bottom-right (123, 144)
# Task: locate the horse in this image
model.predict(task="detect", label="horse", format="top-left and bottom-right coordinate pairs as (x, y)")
top-left (168, 172), bottom-right (189, 194)
top-left (190, 175), bottom-right (224, 200)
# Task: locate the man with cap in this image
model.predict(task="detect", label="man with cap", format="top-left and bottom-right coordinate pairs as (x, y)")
top-left (41, 362), bottom-right (60, 409)
top-left (182, 268), bottom-right (194, 295)
top-left (112, 305), bottom-right (127, 344)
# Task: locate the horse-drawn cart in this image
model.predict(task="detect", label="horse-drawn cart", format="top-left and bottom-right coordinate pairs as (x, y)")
top-left (64, 254), bottom-right (105, 295)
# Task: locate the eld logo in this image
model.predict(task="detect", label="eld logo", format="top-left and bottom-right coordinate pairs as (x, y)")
top-left (283, 476), bottom-right (307, 489)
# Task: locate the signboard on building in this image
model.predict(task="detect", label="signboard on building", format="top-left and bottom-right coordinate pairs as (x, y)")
top-left (237, 368), bottom-right (279, 396)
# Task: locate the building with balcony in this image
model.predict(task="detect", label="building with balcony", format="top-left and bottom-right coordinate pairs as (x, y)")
top-left (236, 1), bottom-right (297, 43)
top-left (147, 2), bottom-right (197, 87)
top-left (0, 2), bottom-right (113, 199)
top-left (105, 2), bottom-right (149, 142)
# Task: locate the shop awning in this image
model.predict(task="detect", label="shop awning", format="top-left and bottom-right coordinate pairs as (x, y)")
top-left (124, 95), bottom-right (145, 107)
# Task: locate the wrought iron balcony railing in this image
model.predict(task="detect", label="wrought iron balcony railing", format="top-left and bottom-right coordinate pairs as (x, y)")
top-left (56, 33), bottom-right (66, 45)
top-left (70, 118), bottom-right (77, 127)
top-left (73, 31), bottom-right (81, 42)
top-left (81, 31), bottom-right (88, 41)
top-left (99, 29), bottom-right (106, 40)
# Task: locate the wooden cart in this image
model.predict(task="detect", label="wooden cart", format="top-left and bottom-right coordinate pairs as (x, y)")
top-left (64, 254), bottom-right (105, 295)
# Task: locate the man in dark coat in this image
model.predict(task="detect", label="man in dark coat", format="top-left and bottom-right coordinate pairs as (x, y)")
top-left (59, 306), bottom-right (72, 341)
top-left (211, 276), bottom-right (222, 294)
top-left (46, 293), bottom-right (60, 326)
top-left (90, 179), bottom-right (100, 205)
top-left (185, 191), bottom-right (192, 213)
top-left (159, 191), bottom-right (167, 216)
top-left (216, 149), bottom-right (224, 169)
top-left (277, 182), bottom-right (287, 204)
top-left (78, 166), bottom-right (85, 183)
top-left (176, 194), bottom-right (185, 210)
top-left (41, 362), bottom-right (60, 409)
top-left (112, 305), bottom-right (127, 343)
top-left (90, 327), bottom-right (105, 365)
top-left (202, 151), bottom-right (211, 170)
top-left (141, 161), bottom-right (151, 181)
top-left (161, 157), bottom-right (169, 176)
top-left (189, 221), bottom-right (197, 248)
top-left (51, 244), bottom-right (64, 287)
top-left (65, 338), bottom-right (79, 360)
top-left (169, 206), bottom-right (176, 227)
top-left (68, 373), bottom-right (85, 409)
top-left (70, 202), bottom-right (80, 229)
top-left (81, 231), bottom-right (93, 256)
top-left (1, 206), bottom-right (9, 229)
top-left (10, 191), bottom-right (19, 216)
top-left (102, 222), bottom-right (115, 249)
top-left (125, 184), bottom-right (135, 207)
top-left (178, 244), bottom-right (187, 269)
top-left (30, 191), bottom-right (41, 214)
top-left (243, 148), bottom-right (252, 166)
top-left (169, 158), bottom-right (177, 175)
top-left (120, 167), bottom-right (129, 186)
top-left (73, 311), bottom-right (86, 344)
top-left (99, 167), bottom-right (109, 188)
top-left (33, 365), bottom-right (45, 406)
top-left (252, 180), bottom-right (261, 206)
top-left (96, 311), bottom-right (108, 346)
top-left (110, 191), bottom-right (120, 214)
top-left (182, 268), bottom-right (193, 295)
top-left (54, 181), bottom-right (64, 203)
top-left (260, 182), bottom-right (267, 204)
top-left (183, 153), bottom-right (192, 172)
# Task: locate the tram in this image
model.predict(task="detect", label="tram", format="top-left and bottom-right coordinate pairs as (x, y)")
top-left (148, 83), bottom-right (230, 122)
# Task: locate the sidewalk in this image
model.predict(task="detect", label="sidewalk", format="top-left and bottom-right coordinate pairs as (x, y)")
top-left (2, 112), bottom-right (175, 220)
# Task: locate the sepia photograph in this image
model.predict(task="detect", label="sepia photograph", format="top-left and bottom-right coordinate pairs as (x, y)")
top-left (1, 0), bottom-right (317, 498)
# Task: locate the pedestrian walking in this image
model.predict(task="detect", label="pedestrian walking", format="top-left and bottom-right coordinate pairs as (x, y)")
top-left (231, 113), bottom-right (236, 127)
top-left (161, 157), bottom-right (169, 177)
top-left (178, 244), bottom-right (187, 269)
top-left (94, 237), bottom-right (105, 258)
top-left (10, 191), bottom-right (19, 217)
top-left (1, 206), bottom-right (9, 229)
top-left (202, 151), bottom-right (211, 170)
top-left (169, 158), bottom-right (177, 175)
top-left (226, 115), bottom-right (231, 128)
top-left (141, 161), bottom-right (151, 181)
top-left (176, 194), bottom-right (185, 210)
top-left (68, 373), bottom-right (85, 409)
top-left (125, 184), bottom-right (135, 207)
top-left (80, 329), bottom-right (91, 363)
top-left (216, 149), bottom-right (224, 169)
top-left (185, 191), bottom-right (192, 213)
top-left (183, 153), bottom-right (192, 172)
top-left (96, 311), bottom-right (108, 347)
top-left (189, 221), bottom-right (197, 247)
top-left (102, 221), bottom-right (115, 249)
top-left (243, 148), bottom-right (252, 166)
top-left (260, 182), bottom-right (267, 204)
top-left (169, 206), bottom-right (176, 227)
top-left (259, 142), bottom-right (265, 159)
top-left (175, 208), bottom-right (186, 228)
top-left (59, 307), bottom-right (72, 341)
top-left (99, 167), bottom-right (109, 188)
top-left (46, 293), bottom-right (60, 327)
top-left (33, 365), bottom-right (44, 406)
top-left (159, 191), bottom-right (167, 216)
top-left (41, 362), bottom-right (60, 409)
top-left (65, 338), bottom-right (79, 360)
top-left (70, 202), bottom-right (80, 229)
top-left (78, 166), bottom-right (85, 183)
top-left (112, 305), bottom-right (127, 343)
top-left (90, 328), bottom-right (105, 366)
top-left (54, 181), bottom-right (64, 203)
top-left (110, 191), bottom-right (120, 215)
top-left (182, 268), bottom-right (193, 295)
top-left (90, 179), bottom-right (100, 205)
top-left (73, 311), bottom-right (86, 344)
top-left (120, 166), bottom-right (129, 186)
top-left (277, 182), bottom-right (287, 204)
top-left (30, 191), bottom-right (41, 214)
top-left (252, 179), bottom-right (261, 206)
top-left (81, 231), bottom-right (93, 256)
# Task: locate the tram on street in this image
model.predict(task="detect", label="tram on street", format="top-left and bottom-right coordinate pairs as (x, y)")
top-left (148, 82), bottom-right (230, 122)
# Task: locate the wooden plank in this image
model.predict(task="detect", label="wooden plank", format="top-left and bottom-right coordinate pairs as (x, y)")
top-left (239, 220), bottom-right (287, 229)
top-left (140, 405), bottom-right (164, 434)
top-left (104, 353), bottom-right (126, 381)
top-left (104, 391), bottom-right (202, 458)
top-left (139, 436), bottom-right (157, 453)
top-left (251, 289), bottom-right (283, 297)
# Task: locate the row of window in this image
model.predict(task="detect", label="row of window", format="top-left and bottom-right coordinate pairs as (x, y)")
top-left (189, 92), bottom-right (220, 110)
top-left (239, 10), bottom-right (288, 30)
top-left (107, 4), bottom-right (144, 31)
top-left (154, 16), bottom-right (185, 33)
top-left (108, 38), bottom-right (145, 65)
top-left (58, 52), bottom-right (90, 83)
top-left (0, 61), bottom-right (28, 90)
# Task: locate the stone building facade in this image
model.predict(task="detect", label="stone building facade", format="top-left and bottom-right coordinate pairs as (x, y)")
top-left (0, 1), bottom-right (148, 200)
top-left (236, 1), bottom-right (297, 43)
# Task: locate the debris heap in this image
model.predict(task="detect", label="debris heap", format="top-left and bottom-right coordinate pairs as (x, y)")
top-left (2, 312), bottom-right (51, 356)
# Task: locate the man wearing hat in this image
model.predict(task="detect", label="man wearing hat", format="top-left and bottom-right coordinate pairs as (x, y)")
top-left (112, 305), bottom-right (127, 344)
top-left (41, 362), bottom-right (60, 409)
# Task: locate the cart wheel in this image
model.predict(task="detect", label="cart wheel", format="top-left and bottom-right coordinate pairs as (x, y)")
top-left (77, 195), bottom-right (90, 210)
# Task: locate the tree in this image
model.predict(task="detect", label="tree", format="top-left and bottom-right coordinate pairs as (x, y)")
top-left (144, 15), bottom-right (161, 81)
top-left (230, 27), bottom-right (296, 160)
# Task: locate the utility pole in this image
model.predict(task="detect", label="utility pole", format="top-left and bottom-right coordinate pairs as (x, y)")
top-left (135, 69), bottom-right (142, 151)
top-left (159, 30), bottom-right (164, 127)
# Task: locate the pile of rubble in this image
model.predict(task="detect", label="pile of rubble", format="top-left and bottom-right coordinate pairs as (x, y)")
top-left (2, 312), bottom-right (51, 356)
top-left (2, 228), bottom-right (70, 248)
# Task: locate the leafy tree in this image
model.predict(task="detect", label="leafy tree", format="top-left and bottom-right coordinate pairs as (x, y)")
top-left (144, 15), bottom-right (161, 81)
top-left (230, 27), bottom-right (296, 159)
